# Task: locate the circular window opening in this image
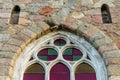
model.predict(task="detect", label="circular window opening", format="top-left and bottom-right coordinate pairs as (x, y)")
top-left (37, 48), bottom-right (58, 61)
top-left (54, 39), bottom-right (66, 46)
top-left (63, 48), bottom-right (83, 61)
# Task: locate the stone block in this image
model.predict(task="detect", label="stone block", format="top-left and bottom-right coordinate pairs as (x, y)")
top-left (0, 44), bottom-right (21, 54)
top-left (71, 11), bottom-right (85, 19)
top-left (108, 65), bottom-right (120, 76)
top-left (7, 38), bottom-right (26, 50)
top-left (93, 37), bottom-right (113, 48)
top-left (12, 32), bottom-right (31, 45)
top-left (0, 34), bottom-right (10, 42)
top-left (103, 50), bottom-right (120, 58)
top-left (19, 18), bottom-right (31, 25)
top-left (105, 58), bottom-right (120, 65)
top-left (98, 43), bottom-right (118, 53)
top-left (21, 28), bottom-right (37, 39)
top-left (109, 76), bottom-right (120, 80)
top-left (0, 76), bottom-right (10, 80)
top-left (0, 13), bottom-right (10, 18)
top-left (0, 65), bottom-right (12, 76)
top-left (0, 58), bottom-right (13, 66)
top-left (0, 52), bottom-right (16, 59)
top-left (26, 24), bottom-right (43, 37)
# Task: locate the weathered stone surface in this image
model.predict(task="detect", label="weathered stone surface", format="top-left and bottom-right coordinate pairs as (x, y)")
top-left (108, 65), bottom-right (120, 76)
top-left (103, 50), bottom-right (120, 58)
top-left (0, 44), bottom-right (21, 53)
top-left (39, 6), bottom-right (53, 16)
top-left (19, 18), bottom-right (31, 24)
top-left (71, 11), bottom-right (84, 19)
top-left (98, 44), bottom-right (118, 53)
top-left (7, 38), bottom-right (26, 50)
top-left (93, 37), bottom-right (113, 48)
top-left (0, 65), bottom-right (12, 76)
top-left (0, 58), bottom-right (13, 66)
top-left (0, 34), bottom-right (10, 42)
top-left (0, 76), bottom-right (10, 80)
top-left (105, 58), bottom-right (120, 65)
top-left (109, 76), bottom-right (120, 80)
top-left (21, 28), bottom-right (37, 39)
top-left (51, 0), bottom-right (64, 8)
top-left (0, 52), bottom-right (16, 59)
top-left (12, 32), bottom-right (31, 45)
top-left (116, 40), bottom-right (120, 49)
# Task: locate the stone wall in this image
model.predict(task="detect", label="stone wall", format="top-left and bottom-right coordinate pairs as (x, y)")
top-left (0, 0), bottom-right (120, 80)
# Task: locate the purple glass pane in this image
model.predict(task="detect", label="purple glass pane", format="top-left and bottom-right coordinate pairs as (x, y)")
top-left (63, 56), bottom-right (73, 61)
top-left (38, 49), bottom-right (48, 55)
top-left (24, 73), bottom-right (44, 80)
top-left (75, 73), bottom-right (96, 80)
top-left (50, 73), bottom-right (70, 80)
top-left (73, 48), bottom-right (82, 55)
top-left (51, 63), bottom-right (69, 72)
top-left (50, 63), bottom-right (70, 80)
top-left (54, 39), bottom-right (66, 46)
top-left (48, 56), bottom-right (57, 60)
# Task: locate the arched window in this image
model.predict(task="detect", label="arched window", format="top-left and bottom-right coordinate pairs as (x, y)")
top-left (50, 63), bottom-right (70, 80)
top-left (13, 32), bottom-right (108, 80)
top-left (101, 4), bottom-right (112, 23)
top-left (75, 63), bottom-right (96, 80)
top-left (10, 5), bottom-right (20, 24)
top-left (23, 63), bottom-right (45, 80)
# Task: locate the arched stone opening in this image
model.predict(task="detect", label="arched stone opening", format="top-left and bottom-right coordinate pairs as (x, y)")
top-left (101, 4), bottom-right (112, 23)
top-left (9, 5), bottom-right (20, 24)
top-left (12, 31), bottom-right (108, 80)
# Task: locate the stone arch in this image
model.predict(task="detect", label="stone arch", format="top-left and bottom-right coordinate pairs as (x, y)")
top-left (1, 21), bottom-right (119, 80)
top-left (11, 30), bottom-right (108, 80)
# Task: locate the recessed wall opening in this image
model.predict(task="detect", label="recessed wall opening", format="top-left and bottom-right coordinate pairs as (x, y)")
top-left (101, 4), bottom-right (112, 23)
top-left (9, 5), bottom-right (20, 24)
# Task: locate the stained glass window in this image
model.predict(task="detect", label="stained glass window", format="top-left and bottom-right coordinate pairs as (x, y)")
top-left (37, 48), bottom-right (58, 61)
top-left (23, 63), bottom-right (45, 80)
top-left (63, 48), bottom-right (83, 61)
top-left (50, 63), bottom-right (70, 80)
top-left (75, 63), bottom-right (96, 80)
top-left (54, 39), bottom-right (66, 46)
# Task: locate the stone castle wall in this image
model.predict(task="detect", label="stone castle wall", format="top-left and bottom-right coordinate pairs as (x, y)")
top-left (0, 0), bottom-right (120, 80)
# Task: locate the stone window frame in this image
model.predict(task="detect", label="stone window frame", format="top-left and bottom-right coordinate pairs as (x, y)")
top-left (13, 31), bottom-right (108, 80)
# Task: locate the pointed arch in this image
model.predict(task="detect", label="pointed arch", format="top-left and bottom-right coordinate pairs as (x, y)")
top-left (50, 62), bottom-right (70, 80)
top-left (23, 63), bottom-right (45, 80)
top-left (75, 63), bottom-right (96, 80)
top-left (9, 5), bottom-right (20, 24)
top-left (101, 4), bottom-right (112, 23)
